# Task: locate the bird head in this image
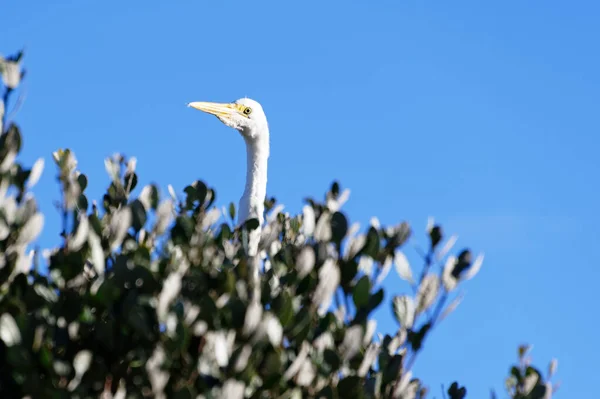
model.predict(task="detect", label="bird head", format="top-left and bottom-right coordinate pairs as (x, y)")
top-left (188, 97), bottom-right (268, 141)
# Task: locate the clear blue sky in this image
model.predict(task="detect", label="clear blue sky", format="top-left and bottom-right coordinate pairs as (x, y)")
top-left (3, 1), bottom-right (599, 396)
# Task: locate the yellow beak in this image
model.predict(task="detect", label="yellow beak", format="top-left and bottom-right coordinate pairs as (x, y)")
top-left (188, 101), bottom-right (239, 119)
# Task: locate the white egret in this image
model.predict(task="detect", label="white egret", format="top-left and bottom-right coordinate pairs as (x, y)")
top-left (187, 98), bottom-right (269, 258)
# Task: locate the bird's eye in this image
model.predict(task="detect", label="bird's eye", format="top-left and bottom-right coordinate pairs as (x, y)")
top-left (243, 107), bottom-right (252, 116)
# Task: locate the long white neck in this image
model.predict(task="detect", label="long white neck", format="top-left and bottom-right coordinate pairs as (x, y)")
top-left (238, 133), bottom-right (269, 227)
top-left (239, 125), bottom-right (269, 290)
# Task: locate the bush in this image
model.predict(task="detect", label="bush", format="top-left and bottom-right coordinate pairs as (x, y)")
top-left (0, 50), bottom-right (559, 398)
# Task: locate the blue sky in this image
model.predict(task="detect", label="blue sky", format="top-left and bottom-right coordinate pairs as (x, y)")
top-left (3, 0), bottom-right (599, 396)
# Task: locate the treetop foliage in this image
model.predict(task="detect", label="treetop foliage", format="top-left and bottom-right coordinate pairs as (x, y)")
top-left (0, 50), bottom-right (559, 398)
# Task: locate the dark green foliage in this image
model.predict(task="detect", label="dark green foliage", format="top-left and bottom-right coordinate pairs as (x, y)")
top-left (495, 345), bottom-right (558, 399)
top-left (0, 50), bottom-right (560, 399)
top-left (448, 382), bottom-right (467, 399)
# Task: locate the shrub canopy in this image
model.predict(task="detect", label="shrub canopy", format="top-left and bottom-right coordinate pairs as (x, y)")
top-left (0, 50), bottom-right (558, 399)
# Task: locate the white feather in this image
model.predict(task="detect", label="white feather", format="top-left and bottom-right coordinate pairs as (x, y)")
top-left (190, 98), bottom-right (269, 257)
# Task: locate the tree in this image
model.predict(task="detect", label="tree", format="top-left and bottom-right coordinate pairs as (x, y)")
top-left (0, 50), bottom-right (559, 398)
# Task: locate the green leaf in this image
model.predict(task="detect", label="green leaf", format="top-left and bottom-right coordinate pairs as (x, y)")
top-left (316, 386), bottom-right (335, 399)
top-left (382, 353), bottom-right (403, 385)
top-left (510, 365), bottom-right (522, 381)
top-left (183, 186), bottom-right (197, 208)
top-left (367, 288), bottom-right (384, 312)
top-left (77, 173), bottom-right (88, 192)
top-left (129, 199), bottom-right (147, 232)
top-left (529, 384), bottom-right (548, 399)
top-left (7, 347), bottom-right (32, 369)
top-left (172, 386), bottom-right (196, 399)
top-left (130, 265), bottom-right (160, 295)
top-left (217, 223), bottom-right (232, 242)
top-left (337, 376), bottom-right (364, 398)
top-left (77, 194), bottom-right (88, 211)
top-left (429, 225), bottom-right (443, 250)
top-left (150, 185), bottom-right (160, 209)
top-left (7, 49), bottom-right (24, 63)
top-left (2, 123), bottom-right (22, 154)
top-left (289, 308), bottom-right (311, 342)
top-left (195, 180), bottom-right (208, 202)
top-left (124, 172), bottom-right (138, 192)
top-left (48, 249), bottom-right (86, 281)
top-left (362, 227), bottom-right (380, 258)
top-left (228, 202), bottom-right (236, 221)
top-left (14, 166), bottom-right (29, 192)
top-left (324, 349), bottom-right (341, 372)
top-left (352, 276), bottom-right (370, 308)
top-left (447, 382), bottom-right (467, 399)
top-left (242, 218), bottom-right (260, 231)
top-left (330, 211), bottom-right (348, 244)
top-left (261, 350), bottom-right (283, 386)
top-left (90, 279), bottom-right (119, 306)
top-left (184, 180), bottom-right (208, 208)
top-left (205, 187), bottom-right (216, 208)
top-left (330, 181), bottom-right (340, 198)
top-left (275, 291), bottom-right (294, 328)
top-left (227, 298), bottom-right (246, 330)
top-left (171, 216), bottom-right (194, 245)
top-left (88, 214), bottom-right (102, 236)
top-left (264, 196), bottom-right (276, 212)
top-left (407, 322), bottom-right (431, 352)
top-left (339, 259), bottom-right (359, 291)
top-left (365, 373), bottom-right (382, 399)
top-left (122, 291), bottom-right (156, 342)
